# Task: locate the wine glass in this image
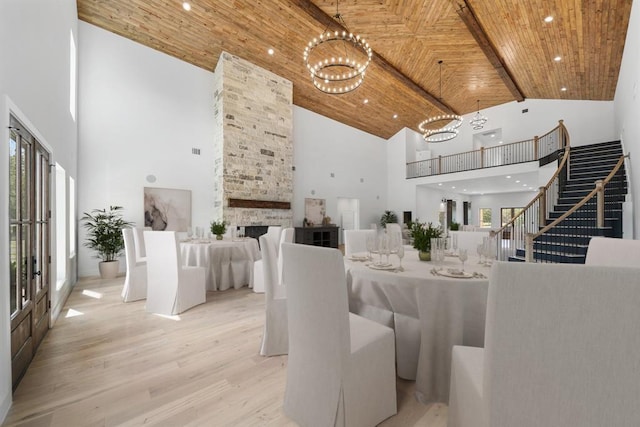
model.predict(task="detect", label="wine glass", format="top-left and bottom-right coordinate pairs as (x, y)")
top-left (397, 244), bottom-right (405, 272)
top-left (451, 234), bottom-right (458, 255)
top-left (459, 248), bottom-right (468, 272)
top-left (366, 234), bottom-right (375, 261)
top-left (477, 243), bottom-right (484, 264)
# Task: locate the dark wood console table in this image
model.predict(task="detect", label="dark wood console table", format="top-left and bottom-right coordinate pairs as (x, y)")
top-left (294, 226), bottom-right (339, 249)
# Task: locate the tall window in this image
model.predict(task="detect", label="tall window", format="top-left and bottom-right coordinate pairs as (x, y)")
top-left (56, 164), bottom-right (66, 287)
top-left (69, 176), bottom-right (76, 257)
top-left (69, 29), bottom-right (77, 120)
top-left (501, 207), bottom-right (524, 226)
top-left (479, 208), bottom-right (492, 228)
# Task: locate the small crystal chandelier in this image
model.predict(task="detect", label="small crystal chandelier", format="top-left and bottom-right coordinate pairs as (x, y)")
top-left (470, 99), bottom-right (488, 130)
top-left (418, 60), bottom-right (463, 143)
top-left (303, 1), bottom-right (372, 94)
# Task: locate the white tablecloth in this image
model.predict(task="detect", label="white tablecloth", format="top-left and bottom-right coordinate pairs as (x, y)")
top-left (345, 247), bottom-right (490, 404)
top-left (181, 238), bottom-right (261, 291)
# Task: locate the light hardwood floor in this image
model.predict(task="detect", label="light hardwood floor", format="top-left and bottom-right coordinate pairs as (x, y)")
top-left (3, 276), bottom-right (448, 426)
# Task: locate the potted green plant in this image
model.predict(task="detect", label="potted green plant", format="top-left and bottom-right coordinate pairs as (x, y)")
top-left (380, 210), bottom-right (398, 228)
top-left (210, 220), bottom-right (227, 240)
top-left (449, 221), bottom-right (460, 231)
top-left (81, 206), bottom-right (133, 279)
top-left (410, 221), bottom-right (443, 261)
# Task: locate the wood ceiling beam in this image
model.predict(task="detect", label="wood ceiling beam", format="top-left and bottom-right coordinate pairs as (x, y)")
top-left (451, 0), bottom-right (526, 102)
top-left (293, 0), bottom-right (458, 115)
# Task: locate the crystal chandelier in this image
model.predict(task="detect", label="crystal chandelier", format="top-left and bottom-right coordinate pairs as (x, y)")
top-left (470, 99), bottom-right (488, 130)
top-left (418, 60), bottom-right (463, 142)
top-left (303, 1), bottom-right (372, 94)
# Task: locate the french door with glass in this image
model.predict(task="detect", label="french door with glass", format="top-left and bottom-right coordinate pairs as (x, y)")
top-left (8, 114), bottom-right (50, 390)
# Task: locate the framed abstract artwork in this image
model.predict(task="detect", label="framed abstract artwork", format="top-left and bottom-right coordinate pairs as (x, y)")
top-left (144, 187), bottom-right (191, 231)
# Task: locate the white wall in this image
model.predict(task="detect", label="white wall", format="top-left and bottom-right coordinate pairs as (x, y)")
top-left (77, 22), bottom-right (216, 277)
top-left (427, 99), bottom-right (616, 157)
top-left (0, 0), bottom-right (78, 421)
top-left (386, 128), bottom-right (419, 224)
top-left (614, 0), bottom-right (640, 238)
top-left (292, 106), bottom-right (388, 229)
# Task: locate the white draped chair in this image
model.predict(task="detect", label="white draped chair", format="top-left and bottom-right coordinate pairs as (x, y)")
top-left (281, 242), bottom-right (397, 427)
top-left (121, 228), bottom-right (147, 302)
top-left (253, 226), bottom-right (283, 293)
top-left (276, 228), bottom-right (294, 286)
top-left (585, 236), bottom-right (640, 266)
top-left (448, 262), bottom-right (640, 427)
top-left (132, 227), bottom-right (149, 262)
top-left (259, 234), bottom-right (288, 356)
top-left (343, 229), bottom-right (376, 257)
top-left (143, 231), bottom-right (206, 315)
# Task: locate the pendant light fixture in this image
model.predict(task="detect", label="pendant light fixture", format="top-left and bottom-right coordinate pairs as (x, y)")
top-left (470, 99), bottom-right (488, 130)
top-left (418, 60), bottom-right (463, 142)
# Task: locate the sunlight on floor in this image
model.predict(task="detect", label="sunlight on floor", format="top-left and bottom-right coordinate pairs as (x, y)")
top-left (152, 313), bottom-right (182, 321)
top-left (82, 289), bottom-right (103, 299)
top-left (65, 308), bottom-right (84, 318)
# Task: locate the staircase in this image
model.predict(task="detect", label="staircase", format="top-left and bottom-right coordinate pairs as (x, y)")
top-left (511, 140), bottom-right (627, 263)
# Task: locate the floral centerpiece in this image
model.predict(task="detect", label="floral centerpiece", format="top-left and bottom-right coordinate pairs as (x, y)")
top-left (410, 221), bottom-right (443, 261)
top-left (210, 220), bottom-right (227, 240)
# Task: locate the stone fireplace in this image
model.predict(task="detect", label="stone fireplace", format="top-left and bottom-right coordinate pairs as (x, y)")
top-left (212, 52), bottom-right (293, 229)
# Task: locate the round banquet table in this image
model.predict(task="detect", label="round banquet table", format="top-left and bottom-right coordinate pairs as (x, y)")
top-left (345, 246), bottom-right (491, 404)
top-left (180, 238), bottom-right (261, 291)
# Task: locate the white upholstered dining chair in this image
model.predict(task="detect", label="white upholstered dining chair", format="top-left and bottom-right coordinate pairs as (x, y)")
top-left (448, 262), bottom-right (640, 427)
top-left (132, 226), bottom-right (149, 262)
top-left (281, 242), bottom-right (397, 427)
top-left (253, 226), bottom-right (282, 293)
top-left (121, 228), bottom-right (147, 302)
top-left (343, 229), bottom-right (376, 257)
top-left (585, 236), bottom-right (640, 266)
top-left (259, 235), bottom-right (288, 356)
top-left (143, 231), bottom-right (206, 315)
top-left (253, 226), bottom-right (284, 293)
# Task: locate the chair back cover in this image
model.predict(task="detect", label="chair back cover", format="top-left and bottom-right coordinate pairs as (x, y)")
top-left (260, 235), bottom-right (280, 303)
top-left (282, 242), bottom-right (350, 426)
top-left (585, 236), bottom-right (640, 266)
top-left (121, 228), bottom-right (147, 302)
top-left (266, 226), bottom-right (283, 254)
top-left (484, 262), bottom-right (640, 427)
top-left (277, 228), bottom-right (295, 286)
top-left (132, 227), bottom-right (149, 259)
top-left (259, 234), bottom-right (289, 356)
top-left (122, 228), bottom-right (137, 271)
top-left (344, 229), bottom-right (376, 257)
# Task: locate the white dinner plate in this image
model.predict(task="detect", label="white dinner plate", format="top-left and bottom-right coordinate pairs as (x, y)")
top-left (368, 263), bottom-right (396, 271)
top-left (436, 269), bottom-right (473, 279)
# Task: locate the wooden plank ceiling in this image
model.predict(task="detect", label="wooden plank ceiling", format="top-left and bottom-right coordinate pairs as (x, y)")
top-left (77, 0), bottom-right (632, 140)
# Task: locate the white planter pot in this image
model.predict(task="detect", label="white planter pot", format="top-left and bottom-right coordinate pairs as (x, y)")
top-left (99, 260), bottom-right (120, 279)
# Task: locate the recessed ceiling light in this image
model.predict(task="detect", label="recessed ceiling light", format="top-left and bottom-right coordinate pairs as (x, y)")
top-left (544, 16), bottom-right (553, 23)
top-left (267, 48), bottom-right (275, 55)
top-left (438, 183), bottom-right (442, 186)
top-left (506, 176), bottom-right (511, 179)
top-left (523, 184), bottom-right (527, 187)
top-left (363, 99), bottom-right (369, 104)
top-left (561, 87), bottom-right (567, 91)
top-left (554, 56), bottom-right (562, 62)
top-left (490, 134), bottom-right (495, 138)
top-left (452, 186), bottom-right (456, 189)
top-left (515, 180), bottom-right (520, 183)
top-left (393, 114), bottom-right (398, 119)
top-left (463, 189), bottom-right (467, 192)
top-left (182, 2), bottom-right (191, 11)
